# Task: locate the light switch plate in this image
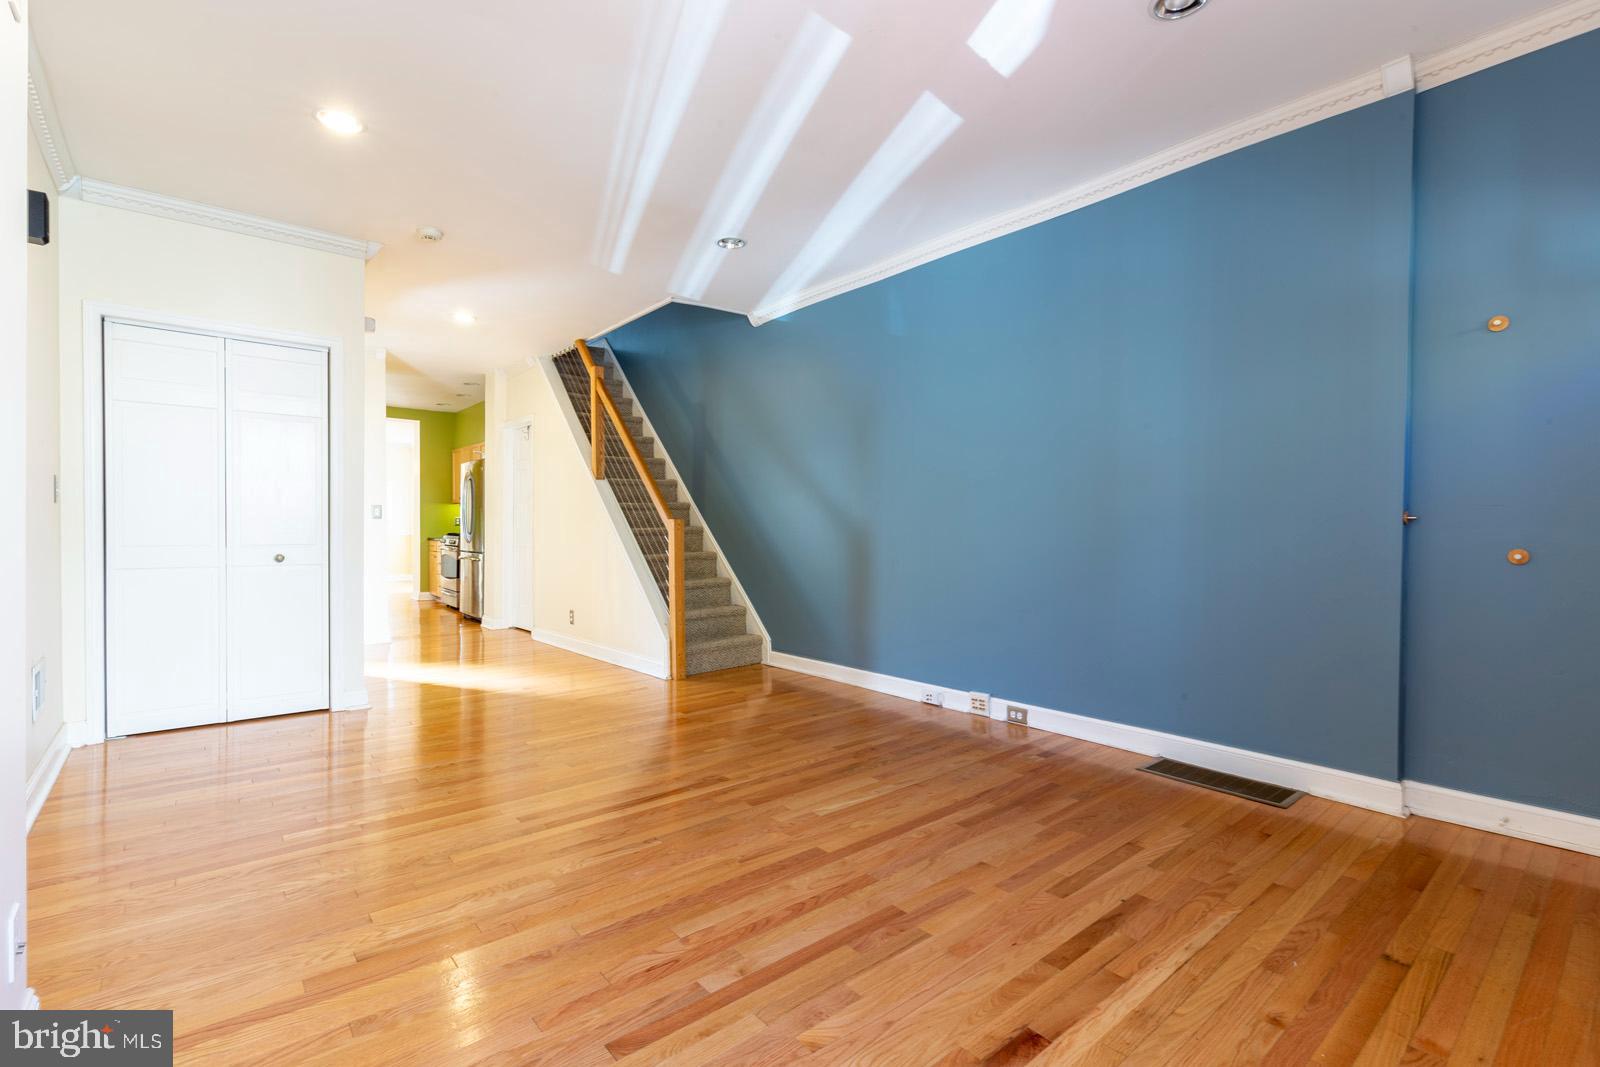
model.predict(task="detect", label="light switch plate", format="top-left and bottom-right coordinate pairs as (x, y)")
top-left (6, 901), bottom-right (19, 984)
top-left (30, 661), bottom-right (43, 722)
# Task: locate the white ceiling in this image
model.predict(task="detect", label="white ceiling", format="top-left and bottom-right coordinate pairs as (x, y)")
top-left (33, 0), bottom-right (1562, 383)
top-left (382, 351), bottom-right (485, 413)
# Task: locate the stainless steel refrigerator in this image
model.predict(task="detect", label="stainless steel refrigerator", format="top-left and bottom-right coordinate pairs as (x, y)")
top-left (458, 458), bottom-right (485, 619)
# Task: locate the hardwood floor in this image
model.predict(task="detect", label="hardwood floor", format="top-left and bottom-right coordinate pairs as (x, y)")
top-left (28, 598), bottom-right (1600, 1065)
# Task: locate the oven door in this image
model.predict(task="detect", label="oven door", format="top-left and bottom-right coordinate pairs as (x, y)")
top-left (439, 547), bottom-right (460, 607)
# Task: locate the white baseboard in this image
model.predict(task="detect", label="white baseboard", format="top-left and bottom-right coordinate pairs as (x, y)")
top-left (480, 616), bottom-right (512, 630)
top-left (768, 652), bottom-right (970, 709)
top-left (25, 726), bottom-right (72, 833)
top-left (22, 989), bottom-right (40, 1011)
top-left (769, 653), bottom-right (1600, 853)
top-left (768, 651), bottom-right (1404, 816)
top-left (412, 591), bottom-right (436, 601)
top-left (531, 628), bottom-right (668, 680)
top-left (1022, 702), bottom-right (1405, 816)
top-left (1403, 780), bottom-right (1600, 858)
top-left (334, 688), bottom-right (371, 711)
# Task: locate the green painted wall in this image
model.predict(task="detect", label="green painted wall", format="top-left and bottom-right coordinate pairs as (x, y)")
top-left (387, 405), bottom-right (484, 585)
top-left (453, 402), bottom-right (485, 448)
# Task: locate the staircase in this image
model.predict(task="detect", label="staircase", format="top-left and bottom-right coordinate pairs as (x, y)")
top-left (553, 345), bottom-right (765, 676)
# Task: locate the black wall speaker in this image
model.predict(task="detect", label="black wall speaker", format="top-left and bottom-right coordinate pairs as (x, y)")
top-left (29, 189), bottom-right (49, 246)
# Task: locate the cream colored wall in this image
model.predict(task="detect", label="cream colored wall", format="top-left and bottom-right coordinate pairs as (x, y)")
top-left (57, 198), bottom-right (370, 733)
top-left (25, 132), bottom-right (64, 780)
top-left (488, 361), bottom-right (667, 673)
top-left (363, 343), bottom-right (390, 644)
top-left (483, 368), bottom-right (511, 624)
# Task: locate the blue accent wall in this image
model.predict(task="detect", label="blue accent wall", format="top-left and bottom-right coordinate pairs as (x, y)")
top-left (612, 95), bottom-right (1416, 781)
top-left (1403, 31), bottom-right (1600, 817)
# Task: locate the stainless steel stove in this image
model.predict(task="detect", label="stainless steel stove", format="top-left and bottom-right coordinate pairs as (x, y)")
top-left (438, 534), bottom-right (460, 608)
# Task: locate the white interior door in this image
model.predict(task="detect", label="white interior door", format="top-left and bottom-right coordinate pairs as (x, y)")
top-left (225, 339), bottom-right (330, 720)
top-left (105, 323), bottom-right (227, 736)
top-left (510, 422), bottom-right (534, 630)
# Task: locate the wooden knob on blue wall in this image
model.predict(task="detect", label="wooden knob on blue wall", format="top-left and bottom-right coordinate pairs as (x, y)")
top-left (1487, 315), bottom-right (1510, 333)
top-left (1507, 548), bottom-right (1530, 566)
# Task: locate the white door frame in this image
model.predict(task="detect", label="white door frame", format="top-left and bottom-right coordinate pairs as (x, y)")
top-left (483, 415), bottom-right (534, 633)
top-left (503, 417), bottom-right (534, 631)
top-left (81, 302), bottom-right (353, 744)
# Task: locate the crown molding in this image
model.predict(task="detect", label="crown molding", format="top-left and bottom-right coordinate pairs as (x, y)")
top-left (747, 66), bottom-right (1389, 324)
top-left (68, 178), bottom-right (382, 260)
top-left (589, 297), bottom-right (672, 341)
top-left (27, 35), bottom-right (76, 192)
top-left (28, 32), bottom-right (381, 260)
top-left (1414, 0), bottom-right (1600, 90)
top-left (748, 0), bottom-right (1600, 325)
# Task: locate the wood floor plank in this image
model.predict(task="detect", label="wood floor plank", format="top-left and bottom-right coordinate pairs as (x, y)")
top-left (24, 596), bottom-right (1595, 1065)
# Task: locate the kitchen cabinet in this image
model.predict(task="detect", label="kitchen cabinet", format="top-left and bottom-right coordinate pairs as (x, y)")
top-left (428, 538), bottom-right (444, 597)
top-left (451, 442), bottom-right (485, 503)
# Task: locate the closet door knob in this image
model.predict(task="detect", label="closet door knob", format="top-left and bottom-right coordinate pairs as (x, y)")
top-left (274, 553), bottom-right (286, 562)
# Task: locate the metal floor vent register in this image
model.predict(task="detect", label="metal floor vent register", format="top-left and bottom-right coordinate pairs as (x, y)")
top-left (1140, 758), bottom-right (1304, 808)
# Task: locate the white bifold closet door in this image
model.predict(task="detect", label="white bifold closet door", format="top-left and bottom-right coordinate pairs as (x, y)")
top-left (104, 323), bottom-right (329, 737)
top-left (224, 338), bottom-right (329, 721)
top-left (105, 323), bottom-right (229, 735)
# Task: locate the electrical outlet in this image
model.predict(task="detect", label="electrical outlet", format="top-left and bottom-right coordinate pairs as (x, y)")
top-left (371, 504), bottom-right (383, 519)
top-left (568, 609), bottom-right (575, 625)
top-left (1006, 704), bottom-right (1028, 725)
top-left (30, 660), bottom-right (44, 723)
top-left (970, 692), bottom-right (989, 716)
top-left (921, 690), bottom-right (944, 707)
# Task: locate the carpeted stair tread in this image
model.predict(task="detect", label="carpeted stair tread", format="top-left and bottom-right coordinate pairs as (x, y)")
top-left (686, 633), bottom-right (765, 675)
top-left (687, 603), bottom-right (744, 619)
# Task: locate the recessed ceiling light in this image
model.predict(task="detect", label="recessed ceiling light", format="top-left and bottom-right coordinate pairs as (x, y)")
top-left (315, 108), bottom-right (365, 135)
top-left (417, 226), bottom-right (444, 242)
top-left (453, 310), bottom-right (476, 326)
top-left (717, 236), bottom-right (747, 250)
top-left (1150, 0), bottom-right (1207, 20)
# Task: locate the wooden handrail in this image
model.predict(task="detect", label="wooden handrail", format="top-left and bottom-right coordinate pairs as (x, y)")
top-left (575, 339), bottom-right (687, 680)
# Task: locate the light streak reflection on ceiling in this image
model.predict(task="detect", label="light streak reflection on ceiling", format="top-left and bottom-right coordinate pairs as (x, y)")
top-left (670, 12), bottom-right (851, 300)
top-left (759, 91), bottom-right (963, 310)
top-left (967, 0), bottom-right (1057, 78)
top-left (592, 0), bottom-right (731, 275)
